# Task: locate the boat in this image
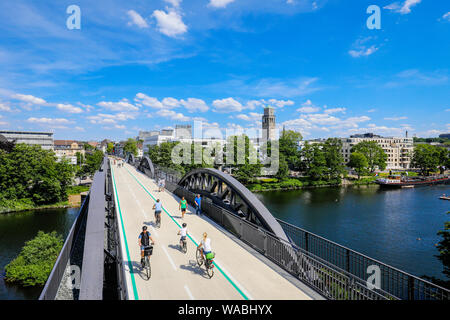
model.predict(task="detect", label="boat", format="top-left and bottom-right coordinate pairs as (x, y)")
top-left (440, 196), bottom-right (450, 201)
top-left (375, 175), bottom-right (450, 188)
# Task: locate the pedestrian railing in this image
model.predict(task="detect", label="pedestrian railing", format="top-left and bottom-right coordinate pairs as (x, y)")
top-left (144, 164), bottom-right (450, 300)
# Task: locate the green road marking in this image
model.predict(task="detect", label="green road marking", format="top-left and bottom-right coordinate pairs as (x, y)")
top-left (111, 164), bottom-right (139, 300)
top-left (124, 166), bottom-right (250, 300)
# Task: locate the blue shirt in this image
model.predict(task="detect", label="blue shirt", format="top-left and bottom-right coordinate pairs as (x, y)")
top-left (154, 202), bottom-right (162, 211)
top-left (195, 196), bottom-right (201, 208)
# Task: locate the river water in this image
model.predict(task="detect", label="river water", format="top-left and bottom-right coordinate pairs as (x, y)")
top-left (0, 208), bottom-right (79, 300)
top-left (255, 184), bottom-right (450, 281)
top-left (1, 184), bottom-right (449, 300)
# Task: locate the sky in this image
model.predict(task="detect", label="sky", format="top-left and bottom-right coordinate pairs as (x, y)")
top-left (0, 0), bottom-right (449, 141)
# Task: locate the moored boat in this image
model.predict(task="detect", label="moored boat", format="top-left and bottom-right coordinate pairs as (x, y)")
top-left (375, 175), bottom-right (450, 188)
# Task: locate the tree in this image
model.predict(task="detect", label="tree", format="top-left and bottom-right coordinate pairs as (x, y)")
top-left (300, 142), bottom-right (328, 181)
top-left (348, 152), bottom-right (369, 180)
top-left (106, 142), bottom-right (114, 154)
top-left (436, 212), bottom-right (450, 288)
top-left (351, 141), bottom-right (387, 172)
top-left (82, 150), bottom-right (104, 176)
top-left (0, 144), bottom-right (74, 204)
top-left (279, 130), bottom-right (302, 169)
top-left (323, 138), bottom-right (346, 181)
top-left (411, 144), bottom-right (440, 176)
top-left (225, 135), bottom-right (261, 184)
top-left (123, 138), bottom-right (138, 157)
top-left (5, 231), bottom-right (63, 287)
top-left (83, 143), bottom-right (94, 151)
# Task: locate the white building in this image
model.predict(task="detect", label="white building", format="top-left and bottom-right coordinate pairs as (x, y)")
top-left (0, 130), bottom-right (54, 150)
top-left (341, 133), bottom-right (413, 170)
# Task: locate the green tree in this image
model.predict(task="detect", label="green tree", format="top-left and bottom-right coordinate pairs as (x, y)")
top-left (279, 130), bottom-right (302, 169)
top-left (411, 144), bottom-right (440, 176)
top-left (123, 138), bottom-right (138, 157)
top-left (437, 212), bottom-right (450, 283)
top-left (106, 142), bottom-right (114, 154)
top-left (83, 143), bottom-right (94, 151)
top-left (300, 142), bottom-right (328, 181)
top-left (348, 152), bottom-right (369, 180)
top-left (225, 135), bottom-right (261, 184)
top-left (351, 141), bottom-right (387, 173)
top-left (0, 144), bottom-right (74, 204)
top-left (82, 150), bottom-right (104, 176)
top-left (323, 138), bottom-right (346, 181)
top-left (5, 231), bottom-right (63, 287)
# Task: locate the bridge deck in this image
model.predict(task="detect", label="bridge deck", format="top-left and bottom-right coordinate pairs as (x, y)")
top-left (111, 160), bottom-right (312, 300)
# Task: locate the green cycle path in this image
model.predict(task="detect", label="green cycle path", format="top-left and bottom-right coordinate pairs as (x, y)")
top-left (110, 159), bottom-right (312, 300)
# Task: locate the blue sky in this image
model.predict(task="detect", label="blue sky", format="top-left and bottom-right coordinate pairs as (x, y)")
top-left (0, 0), bottom-right (449, 141)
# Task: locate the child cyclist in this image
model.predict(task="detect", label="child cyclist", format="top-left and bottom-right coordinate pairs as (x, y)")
top-left (177, 223), bottom-right (188, 248)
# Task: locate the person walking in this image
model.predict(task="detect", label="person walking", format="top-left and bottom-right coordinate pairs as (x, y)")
top-left (179, 196), bottom-right (187, 219)
top-left (195, 194), bottom-right (202, 216)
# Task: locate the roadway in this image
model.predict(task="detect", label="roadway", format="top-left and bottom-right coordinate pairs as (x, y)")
top-left (110, 159), bottom-right (312, 300)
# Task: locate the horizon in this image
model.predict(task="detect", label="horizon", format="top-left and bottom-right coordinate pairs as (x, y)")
top-left (0, 0), bottom-right (449, 141)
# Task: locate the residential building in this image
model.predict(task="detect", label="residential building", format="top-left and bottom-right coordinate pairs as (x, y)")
top-left (54, 140), bottom-right (85, 164)
top-left (341, 133), bottom-right (413, 170)
top-left (0, 130), bottom-right (54, 150)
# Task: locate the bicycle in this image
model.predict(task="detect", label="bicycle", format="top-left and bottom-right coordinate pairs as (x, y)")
top-left (155, 212), bottom-right (161, 228)
top-left (196, 248), bottom-right (215, 278)
top-left (180, 237), bottom-right (187, 254)
top-left (142, 244), bottom-right (153, 280)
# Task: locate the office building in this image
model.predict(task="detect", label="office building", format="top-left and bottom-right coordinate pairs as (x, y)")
top-left (0, 130), bottom-right (54, 150)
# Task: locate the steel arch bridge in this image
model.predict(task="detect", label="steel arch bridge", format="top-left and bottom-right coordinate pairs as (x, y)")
top-left (125, 153), bottom-right (135, 164)
top-left (178, 168), bottom-right (289, 242)
top-left (137, 156), bottom-right (155, 179)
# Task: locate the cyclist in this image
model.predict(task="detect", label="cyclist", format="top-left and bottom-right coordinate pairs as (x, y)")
top-left (197, 232), bottom-right (212, 261)
top-left (179, 196), bottom-right (187, 219)
top-left (160, 178), bottom-right (165, 192)
top-left (138, 226), bottom-right (155, 266)
top-left (177, 223), bottom-right (188, 248)
top-left (152, 199), bottom-right (162, 224)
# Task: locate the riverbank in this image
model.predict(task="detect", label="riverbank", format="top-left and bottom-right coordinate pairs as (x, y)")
top-left (0, 186), bottom-right (90, 214)
top-left (247, 177), bottom-right (377, 192)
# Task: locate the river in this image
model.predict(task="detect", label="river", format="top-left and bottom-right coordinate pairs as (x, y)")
top-left (0, 207), bottom-right (79, 300)
top-left (255, 184), bottom-right (450, 281)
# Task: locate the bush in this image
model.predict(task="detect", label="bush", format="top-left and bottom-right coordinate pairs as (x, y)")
top-left (5, 231), bottom-right (63, 287)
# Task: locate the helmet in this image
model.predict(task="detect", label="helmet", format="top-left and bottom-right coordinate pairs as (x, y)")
top-left (182, 223), bottom-right (187, 227)
top-left (142, 226), bottom-right (147, 231)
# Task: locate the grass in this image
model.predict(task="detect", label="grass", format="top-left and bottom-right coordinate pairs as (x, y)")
top-left (66, 185), bottom-right (90, 195)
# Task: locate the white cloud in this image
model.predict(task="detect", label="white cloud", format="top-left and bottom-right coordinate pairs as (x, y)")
top-left (384, 0), bottom-right (421, 15)
top-left (165, 0), bottom-right (182, 7)
top-left (208, 0), bottom-right (236, 8)
top-left (75, 126), bottom-right (85, 132)
top-left (97, 99), bottom-right (138, 112)
top-left (384, 116), bottom-right (408, 121)
top-left (0, 121), bottom-right (8, 127)
top-left (443, 12), bottom-right (450, 22)
top-left (324, 107), bottom-right (346, 114)
top-left (135, 93), bottom-right (165, 109)
top-left (265, 99), bottom-right (294, 108)
top-left (235, 112), bottom-right (262, 122)
top-left (152, 9), bottom-right (187, 37)
top-left (0, 103), bottom-right (12, 112)
top-left (297, 100), bottom-right (320, 113)
top-left (87, 112), bottom-right (135, 125)
top-left (56, 103), bottom-right (83, 114)
top-left (159, 109), bottom-right (190, 121)
top-left (127, 10), bottom-right (149, 28)
top-left (349, 45), bottom-right (379, 58)
top-left (180, 98), bottom-right (209, 112)
top-left (212, 98), bottom-right (244, 113)
top-left (12, 94), bottom-right (47, 105)
top-left (27, 117), bottom-right (72, 124)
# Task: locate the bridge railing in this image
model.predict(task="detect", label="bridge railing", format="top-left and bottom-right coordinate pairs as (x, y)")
top-left (146, 164), bottom-right (450, 300)
top-left (39, 190), bottom-right (90, 300)
top-left (276, 218), bottom-right (450, 300)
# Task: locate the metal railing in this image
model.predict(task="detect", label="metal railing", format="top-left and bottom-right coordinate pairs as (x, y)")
top-left (39, 192), bottom-right (90, 300)
top-left (147, 164), bottom-right (450, 300)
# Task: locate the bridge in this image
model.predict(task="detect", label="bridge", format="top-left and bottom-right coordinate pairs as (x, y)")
top-left (39, 155), bottom-right (450, 300)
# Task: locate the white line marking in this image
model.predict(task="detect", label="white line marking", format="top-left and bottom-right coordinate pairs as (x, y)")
top-left (184, 285), bottom-right (195, 300)
top-left (150, 225), bottom-right (159, 237)
top-left (162, 246), bottom-right (177, 271)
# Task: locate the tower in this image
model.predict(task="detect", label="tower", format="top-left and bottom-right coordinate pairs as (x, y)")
top-left (262, 106), bottom-right (276, 141)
